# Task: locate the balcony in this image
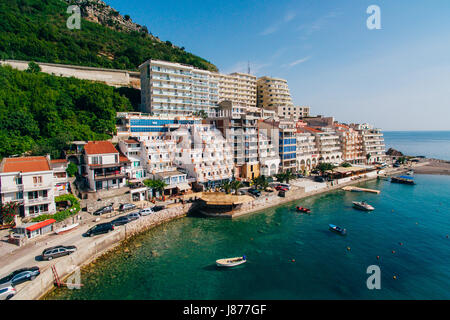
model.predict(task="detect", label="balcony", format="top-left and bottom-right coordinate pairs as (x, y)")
top-left (26, 197), bottom-right (51, 205)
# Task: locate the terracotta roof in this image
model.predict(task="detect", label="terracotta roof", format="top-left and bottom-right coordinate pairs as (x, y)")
top-left (1, 156), bottom-right (51, 173)
top-left (118, 151), bottom-right (130, 163)
top-left (300, 126), bottom-right (322, 133)
top-left (84, 141), bottom-right (118, 155)
top-left (50, 159), bottom-right (68, 164)
top-left (124, 139), bottom-right (139, 144)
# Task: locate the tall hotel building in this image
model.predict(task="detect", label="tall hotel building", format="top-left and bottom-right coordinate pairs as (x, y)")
top-left (139, 60), bottom-right (219, 116)
top-left (213, 72), bottom-right (257, 108)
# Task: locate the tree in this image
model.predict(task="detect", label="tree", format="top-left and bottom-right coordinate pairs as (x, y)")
top-left (25, 61), bottom-right (41, 73)
top-left (275, 173), bottom-right (286, 183)
top-left (230, 180), bottom-right (243, 195)
top-left (284, 171), bottom-right (296, 183)
top-left (341, 162), bottom-right (352, 168)
top-left (143, 179), bottom-right (167, 197)
top-left (0, 202), bottom-right (19, 225)
top-left (316, 163), bottom-right (336, 176)
top-left (221, 180), bottom-right (232, 194)
top-left (66, 162), bottom-right (78, 177)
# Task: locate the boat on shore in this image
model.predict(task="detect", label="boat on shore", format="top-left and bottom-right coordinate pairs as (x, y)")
top-left (329, 224), bottom-right (347, 235)
top-left (352, 201), bottom-right (375, 211)
top-left (296, 206), bottom-right (311, 213)
top-left (54, 223), bottom-right (79, 235)
top-left (216, 256), bottom-right (247, 267)
top-left (391, 176), bottom-right (415, 185)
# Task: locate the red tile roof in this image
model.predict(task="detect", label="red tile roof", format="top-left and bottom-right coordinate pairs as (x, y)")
top-left (124, 139), bottom-right (139, 144)
top-left (84, 141), bottom-right (118, 155)
top-left (50, 159), bottom-right (68, 164)
top-left (1, 156), bottom-right (51, 173)
top-left (118, 151), bottom-right (130, 163)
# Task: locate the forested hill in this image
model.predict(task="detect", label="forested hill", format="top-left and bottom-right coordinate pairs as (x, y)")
top-left (0, 0), bottom-right (218, 71)
top-left (0, 65), bottom-right (133, 159)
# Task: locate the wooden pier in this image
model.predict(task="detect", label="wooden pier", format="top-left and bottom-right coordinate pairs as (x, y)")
top-left (341, 186), bottom-right (380, 194)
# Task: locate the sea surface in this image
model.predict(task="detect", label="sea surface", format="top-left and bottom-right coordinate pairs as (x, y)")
top-left (384, 131), bottom-right (450, 160)
top-left (46, 175), bottom-right (450, 300)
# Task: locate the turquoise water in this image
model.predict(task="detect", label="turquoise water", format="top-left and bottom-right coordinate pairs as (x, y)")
top-left (384, 131), bottom-right (450, 160)
top-left (46, 175), bottom-right (450, 300)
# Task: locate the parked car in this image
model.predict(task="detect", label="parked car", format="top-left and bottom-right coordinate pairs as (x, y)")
top-left (275, 185), bottom-right (288, 192)
top-left (127, 212), bottom-right (141, 221)
top-left (151, 205), bottom-right (165, 212)
top-left (118, 203), bottom-right (136, 212)
top-left (42, 245), bottom-right (77, 261)
top-left (393, 163), bottom-right (401, 167)
top-left (139, 208), bottom-right (154, 216)
top-left (111, 216), bottom-right (131, 226)
top-left (0, 283), bottom-right (16, 300)
top-left (314, 176), bottom-right (326, 183)
top-left (85, 223), bottom-right (114, 237)
top-left (296, 174), bottom-right (304, 178)
top-left (279, 183), bottom-right (291, 190)
top-left (93, 205), bottom-right (113, 216)
top-left (278, 190), bottom-right (286, 197)
top-left (0, 267), bottom-right (40, 286)
top-left (248, 188), bottom-right (261, 197)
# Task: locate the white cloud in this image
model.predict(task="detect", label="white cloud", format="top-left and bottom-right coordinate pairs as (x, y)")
top-left (260, 10), bottom-right (297, 36)
top-left (283, 56), bottom-right (311, 68)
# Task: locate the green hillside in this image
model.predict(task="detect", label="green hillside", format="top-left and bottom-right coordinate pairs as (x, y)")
top-left (0, 65), bottom-right (133, 159)
top-left (0, 0), bottom-right (217, 71)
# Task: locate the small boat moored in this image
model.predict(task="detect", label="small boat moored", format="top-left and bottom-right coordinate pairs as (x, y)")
top-left (54, 223), bottom-right (79, 235)
top-left (352, 201), bottom-right (375, 211)
top-left (406, 170), bottom-right (414, 175)
top-left (391, 176), bottom-right (415, 185)
top-left (329, 224), bottom-right (347, 235)
top-left (216, 256), bottom-right (247, 267)
top-left (296, 206), bottom-right (311, 213)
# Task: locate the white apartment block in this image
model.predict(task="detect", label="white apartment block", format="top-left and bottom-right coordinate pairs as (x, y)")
top-left (258, 132), bottom-right (280, 176)
top-left (139, 59), bottom-right (219, 116)
top-left (118, 139), bottom-right (147, 181)
top-left (278, 105), bottom-right (310, 120)
top-left (301, 126), bottom-right (342, 165)
top-left (212, 72), bottom-right (257, 108)
top-left (351, 123), bottom-right (386, 164)
top-left (50, 159), bottom-right (70, 196)
top-left (0, 156), bottom-right (56, 218)
top-left (334, 124), bottom-right (365, 165)
top-left (296, 131), bottom-right (320, 171)
top-left (169, 124), bottom-right (234, 187)
top-left (257, 76), bottom-right (294, 111)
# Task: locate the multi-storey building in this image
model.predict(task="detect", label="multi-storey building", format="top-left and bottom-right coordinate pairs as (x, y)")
top-left (278, 105), bottom-right (310, 120)
top-left (334, 124), bottom-right (365, 165)
top-left (118, 139), bottom-right (147, 181)
top-left (258, 131), bottom-right (281, 176)
top-left (82, 141), bottom-right (129, 192)
top-left (169, 124), bottom-right (234, 188)
top-left (139, 59), bottom-right (219, 116)
top-left (351, 123), bottom-right (386, 164)
top-left (300, 126), bottom-right (342, 165)
top-left (257, 76), bottom-right (294, 111)
top-left (0, 156), bottom-right (56, 218)
top-left (213, 72), bottom-right (257, 108)
top-left (295, 125), bottom-right (319, 172)
top-left (50, 159), bottom-right (70, 196)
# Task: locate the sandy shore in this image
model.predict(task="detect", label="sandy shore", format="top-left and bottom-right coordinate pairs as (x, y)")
top-left (413, 159), bottom-right (450, 175)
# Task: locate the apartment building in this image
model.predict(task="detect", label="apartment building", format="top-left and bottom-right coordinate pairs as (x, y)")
top-left (212, 72), bottom-right (257, 108)
top-left (82, 141), bottom-right (129, 192)
top-left (257, 76), bottom-right (294, 110)
top-left (278, 105), bottom-right (310, 120)
top-left (169, 124), bottom-right (234, 188)
top-left (334, 124), bottom-right (365, 165)
top-left (295, 127), bottom-right (319, 172)
top-left (0, 156), bottom-right (56, 218)
top-left (118, 139), bottom-right (147, 181)
top-left (258, 132), bottom-right (281, 176)
top-left (351, 123), bottom-right (386, 164)
top-left (300, 126), bottom-right (343, 165)
top-left (139, 59), bottom-right (219, 116)
top-left (50, 159), bottom-right (70, 196)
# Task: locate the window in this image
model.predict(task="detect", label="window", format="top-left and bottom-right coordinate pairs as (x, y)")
top-left (33, 176), bottom-right (42, 184)
top-left (15, 177), bottom-right (22, 185)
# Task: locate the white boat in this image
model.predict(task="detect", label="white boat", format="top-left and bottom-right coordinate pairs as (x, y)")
top-left (406, 170), bottom-right (414, 175)
top-left (352, 201), bottom-right (374, 211)
top-left (54, 223), bottom-right (79, 235)
top-left (216, 256), bottom-right (247, 267)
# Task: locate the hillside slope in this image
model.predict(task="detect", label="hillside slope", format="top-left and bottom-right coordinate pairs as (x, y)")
top-left (0, 65), bottom-right (133, 159)
top-left (0, 0), bottom-right (217, 71)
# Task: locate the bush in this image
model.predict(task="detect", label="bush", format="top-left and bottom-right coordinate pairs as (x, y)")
top-left (32, 194), bottom-right (81, 222)
top-left (66, 162), bottom-right (78, 177)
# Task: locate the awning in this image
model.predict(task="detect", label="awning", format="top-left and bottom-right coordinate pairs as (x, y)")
top-left (25, 219), bottom-right (56, 232)
top-left (176, 183), bottom-right (191, 191)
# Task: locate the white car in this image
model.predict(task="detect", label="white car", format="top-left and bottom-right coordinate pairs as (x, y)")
top-left (139, 208), bottom-right (154, 216)
top-left (0, 283), bottom-right (16, 300)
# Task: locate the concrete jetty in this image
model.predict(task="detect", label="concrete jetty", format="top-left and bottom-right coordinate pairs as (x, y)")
top-left (341, 186), bottom-right (380, 194)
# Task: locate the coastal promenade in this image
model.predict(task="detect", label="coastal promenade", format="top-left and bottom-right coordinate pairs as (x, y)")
top-left (3, 164), bottom-right (418, 300)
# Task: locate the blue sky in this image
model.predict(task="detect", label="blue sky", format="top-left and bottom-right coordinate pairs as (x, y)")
top-left (105, 0), bottom-right (450, 131)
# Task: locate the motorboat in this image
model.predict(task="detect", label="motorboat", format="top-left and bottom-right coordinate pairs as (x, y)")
top-left (54, 223), bottom-right (79, 235)
top-left (352, 201), bottom-right (374, 211)
top-left (391, 176), bottom-right (415, 185)
top-left (329, 224), bottom-right (347, 235)
top-left (216, 256), bottom-right (247, 267)
top-left (296, 206), bottom-right (311, 213)
top-left (406, 170), bottom-right (414, 175)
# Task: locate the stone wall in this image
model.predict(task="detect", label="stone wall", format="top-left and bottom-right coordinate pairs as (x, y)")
top-left (0, 60), bottom-right (140, 89)
top-left (12, 203), bottom-right (194, 300)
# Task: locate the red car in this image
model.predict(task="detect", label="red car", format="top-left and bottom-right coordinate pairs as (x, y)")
top-left (275, 186), bottom-right (288, 191)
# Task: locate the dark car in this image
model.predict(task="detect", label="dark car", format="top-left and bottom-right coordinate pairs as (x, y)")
top-left (85, 222), bottom-right (114, 237)
top-left (111, 216), bottom-right (131, 226)
top-left (393, 163), bottom-right (401, 167)
top-left (151, 205), bottom-right (165, 212)
top-left (118, 203), bottom-right (136, 212)
top-left (0, 267), bottom-right (40, 286)
top-left (42, 245), bottom-right (77, 261)
top-left (248, 188), bottom-right (261, 197)
top-left (93, 205), bottom-right (113, 216)
top-left (275, 185), bottom-right (288, 191)
top-left (314, 176), bottom-right (326, 182)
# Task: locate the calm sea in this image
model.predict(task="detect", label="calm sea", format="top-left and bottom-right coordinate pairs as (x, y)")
top-left (46, 175), bottom-right (450, 300)
top-left (383, 131), bottom-right (450, 160)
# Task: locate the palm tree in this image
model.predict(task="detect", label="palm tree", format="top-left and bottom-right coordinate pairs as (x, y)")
top-left (316, 163), bottom-right (336, 176)
top-left (275, 173), bottom-right (286, 183)
top-left (221, 180), bottom-right (232, 194)
top-left (231, 180), bottom-right (243, 195)
top-left (284, 171), bottom-right (296, 183)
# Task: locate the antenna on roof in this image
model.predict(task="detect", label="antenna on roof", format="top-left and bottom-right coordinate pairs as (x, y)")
top-left (248, 61), bottom-right (251, 74)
